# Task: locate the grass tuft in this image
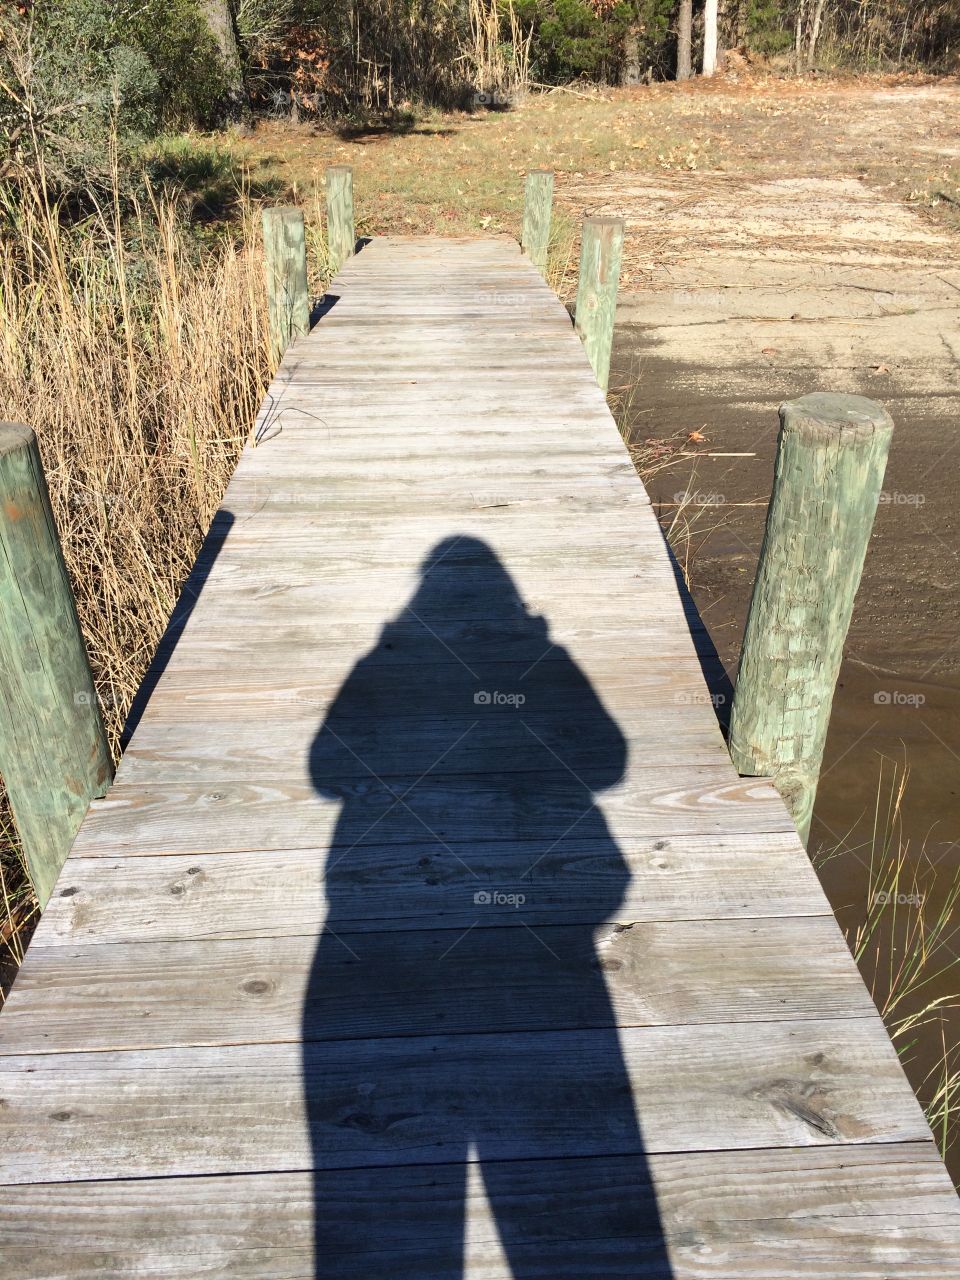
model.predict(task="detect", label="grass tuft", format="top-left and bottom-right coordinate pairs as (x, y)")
top-left (0, 167), bottom-right (276, 997)
top-left (816, 758), bottom-right (960, 1171)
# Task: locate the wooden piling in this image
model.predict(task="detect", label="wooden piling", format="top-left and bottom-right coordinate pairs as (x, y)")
top-left (728, 392), bottom-right (894, 843)
top-left (0, 424), bottom-right (113, 906)
top-left (521, 169), bottom-right (554, 276)
top-left (262, 206), bottom-right (310, 364)
top-left (325, 165), bottom-right (356, 273)
top-left (574, 215), bottom-right (625, 392)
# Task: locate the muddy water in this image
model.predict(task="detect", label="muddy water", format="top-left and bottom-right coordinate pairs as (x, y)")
top-left (616, 341), bottom-right (960, 1178)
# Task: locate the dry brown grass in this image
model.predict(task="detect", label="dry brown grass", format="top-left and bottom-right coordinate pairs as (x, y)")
top-left (0, 167), bottom-right (274, 997)
top-left (814, 760), bottom-right (960, 1170)
top-left (219, 73), bottom-right (960, 254)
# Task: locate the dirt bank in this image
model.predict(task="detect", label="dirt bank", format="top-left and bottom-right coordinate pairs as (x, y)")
top-left (585, 90), bottom-right (960, 1172)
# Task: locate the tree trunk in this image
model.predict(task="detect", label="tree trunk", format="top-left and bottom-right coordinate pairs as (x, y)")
top-left (201, 0), bottom-right (244, 105)
top-left (795, 0), bottom-right (808, 72)
top-left (623, 26), bottom-right (643, 85)
top-left (677, 0), bottom-right (694, 80)
top-left (702, 0), bottom-right (719, 76)
top-left (735, 0), bottom-right (749, 48)
top-left (807, 0), bottom-right (828, 66)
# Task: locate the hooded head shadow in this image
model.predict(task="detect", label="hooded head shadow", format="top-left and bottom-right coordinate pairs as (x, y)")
top-left (301, 536), bottom-right (673, 1277)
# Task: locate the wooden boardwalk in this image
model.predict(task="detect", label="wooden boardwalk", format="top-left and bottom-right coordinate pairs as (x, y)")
top-left (2, 236), bottom-right (960, 1277)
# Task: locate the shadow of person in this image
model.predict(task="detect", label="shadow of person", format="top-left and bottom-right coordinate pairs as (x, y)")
top-left (304, 537), bottom-right (673, 1278)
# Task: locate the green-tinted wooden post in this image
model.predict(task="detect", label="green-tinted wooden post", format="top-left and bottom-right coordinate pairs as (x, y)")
top-left (521, 169), bottom-right (554, 276)
top-left (0, 424), bottom-right (113, 907)
top-left (728, 393), bottom-right (894, 844)
top-left (325, 165), bottom-right (355, 274)
top-left (262, 206), bottom-right (310, 365)
top-left (574, 215), bottom-right (624, 392)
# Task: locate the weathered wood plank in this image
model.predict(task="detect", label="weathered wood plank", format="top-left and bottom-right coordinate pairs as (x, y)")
top-left (31, 831), bottom-right (828, 946)
top-left (179, 513), bottom-right (669, 560)
top-left (523, 169), bottom-right (554, 274)
top-left (575, 216), bottom-right (625, 390)
top-left (115, 716), bottom-right (731, 786)
top-left (261, 207), bottom-right (309, 363)
top-left (154, 623), bottom-right (709, 671)
top-left (0, 424), bottom-right (114, 906)
top-left (0, 1018), bottom-right (930, 1183)
top-left (324, 165), bottom-right (355, 272)
top-left (221, 475), bottom-right (641, 511)
top-left (3, 1145), bottom-right (959, 1280)
top-left (128, 657), bottom-right (728, 721)
top-left (0, 916), bottom-right (878, 1054)
top-left (167, 570), bottom-right (698, 624)
top-left (67, 767), bottom-right (794, 858)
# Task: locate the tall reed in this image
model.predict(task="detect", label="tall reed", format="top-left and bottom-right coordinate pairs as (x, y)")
top-left (0, 170), bottom-right (272, 991)
top-left (816, 759), bottom-right (960, 1172)
top-left (466, 0), bottom-right (533, 100)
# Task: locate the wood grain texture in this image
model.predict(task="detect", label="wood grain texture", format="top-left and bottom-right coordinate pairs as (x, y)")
top-left (125, 656), bottom-right (728, 722)
top-left (0, 1019), bottom-right (931, 1183)
top-left (574, 216), bottom-right (625, 391)
top-left (31, 832), bottom-right (829, 946)
top-left (521, 169), bottom-right (554, 275)
top-left (324, 166), bottom-right (355, 273)
top-left (3, 1146), bottom-right (959, 1280)
top-left (0, 915), bottom-right (880, 1054)
top-left (114, 716), bottom-right (732, 786)
top-left (729, 393), bottom-right (894, 840)
top-left (0, 423), bottom-right (113, 906)
top-left (66, 768), bottom-right (795, 858)
top-left (262, 208), bottom-right (310, 364)
top-left (1, 236), bottom-right (954, 1276)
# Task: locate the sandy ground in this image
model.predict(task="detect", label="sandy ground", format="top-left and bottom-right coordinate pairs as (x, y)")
top-left (599, 166), bottom-right (960, 682)
top-left (543, 86), bottom-right (960, 1042)
top-left (562, 90), bottom-right (960, 1152)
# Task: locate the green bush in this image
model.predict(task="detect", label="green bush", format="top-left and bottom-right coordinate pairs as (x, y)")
top-left (746, 0), bottom-right (793, 55)
top-left (512, 0), bottom-right (674, 84)
top-left (632, 0), bottom-right (677, 77)
top-left (0, 1), bottom-right (230, 202)
top-left (127, 1), bottom-right (230, 129)
top-left (0, 2), bottom-right (157, 197)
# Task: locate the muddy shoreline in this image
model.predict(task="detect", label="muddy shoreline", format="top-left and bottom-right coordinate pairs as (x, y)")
top-left (615, 329), bottom-right (960, 1175)
top-left (617, 341), bottom-right (960, 850)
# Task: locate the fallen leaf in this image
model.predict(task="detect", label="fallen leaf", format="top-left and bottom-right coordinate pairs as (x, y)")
top-left (687, 430), bottom-right (708, 443)
top-left (761, 346), bottom-right (778, 355)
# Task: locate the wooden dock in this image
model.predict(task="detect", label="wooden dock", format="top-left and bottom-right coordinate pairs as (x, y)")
top-left (2, 236), bottom-right (959, 1277)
